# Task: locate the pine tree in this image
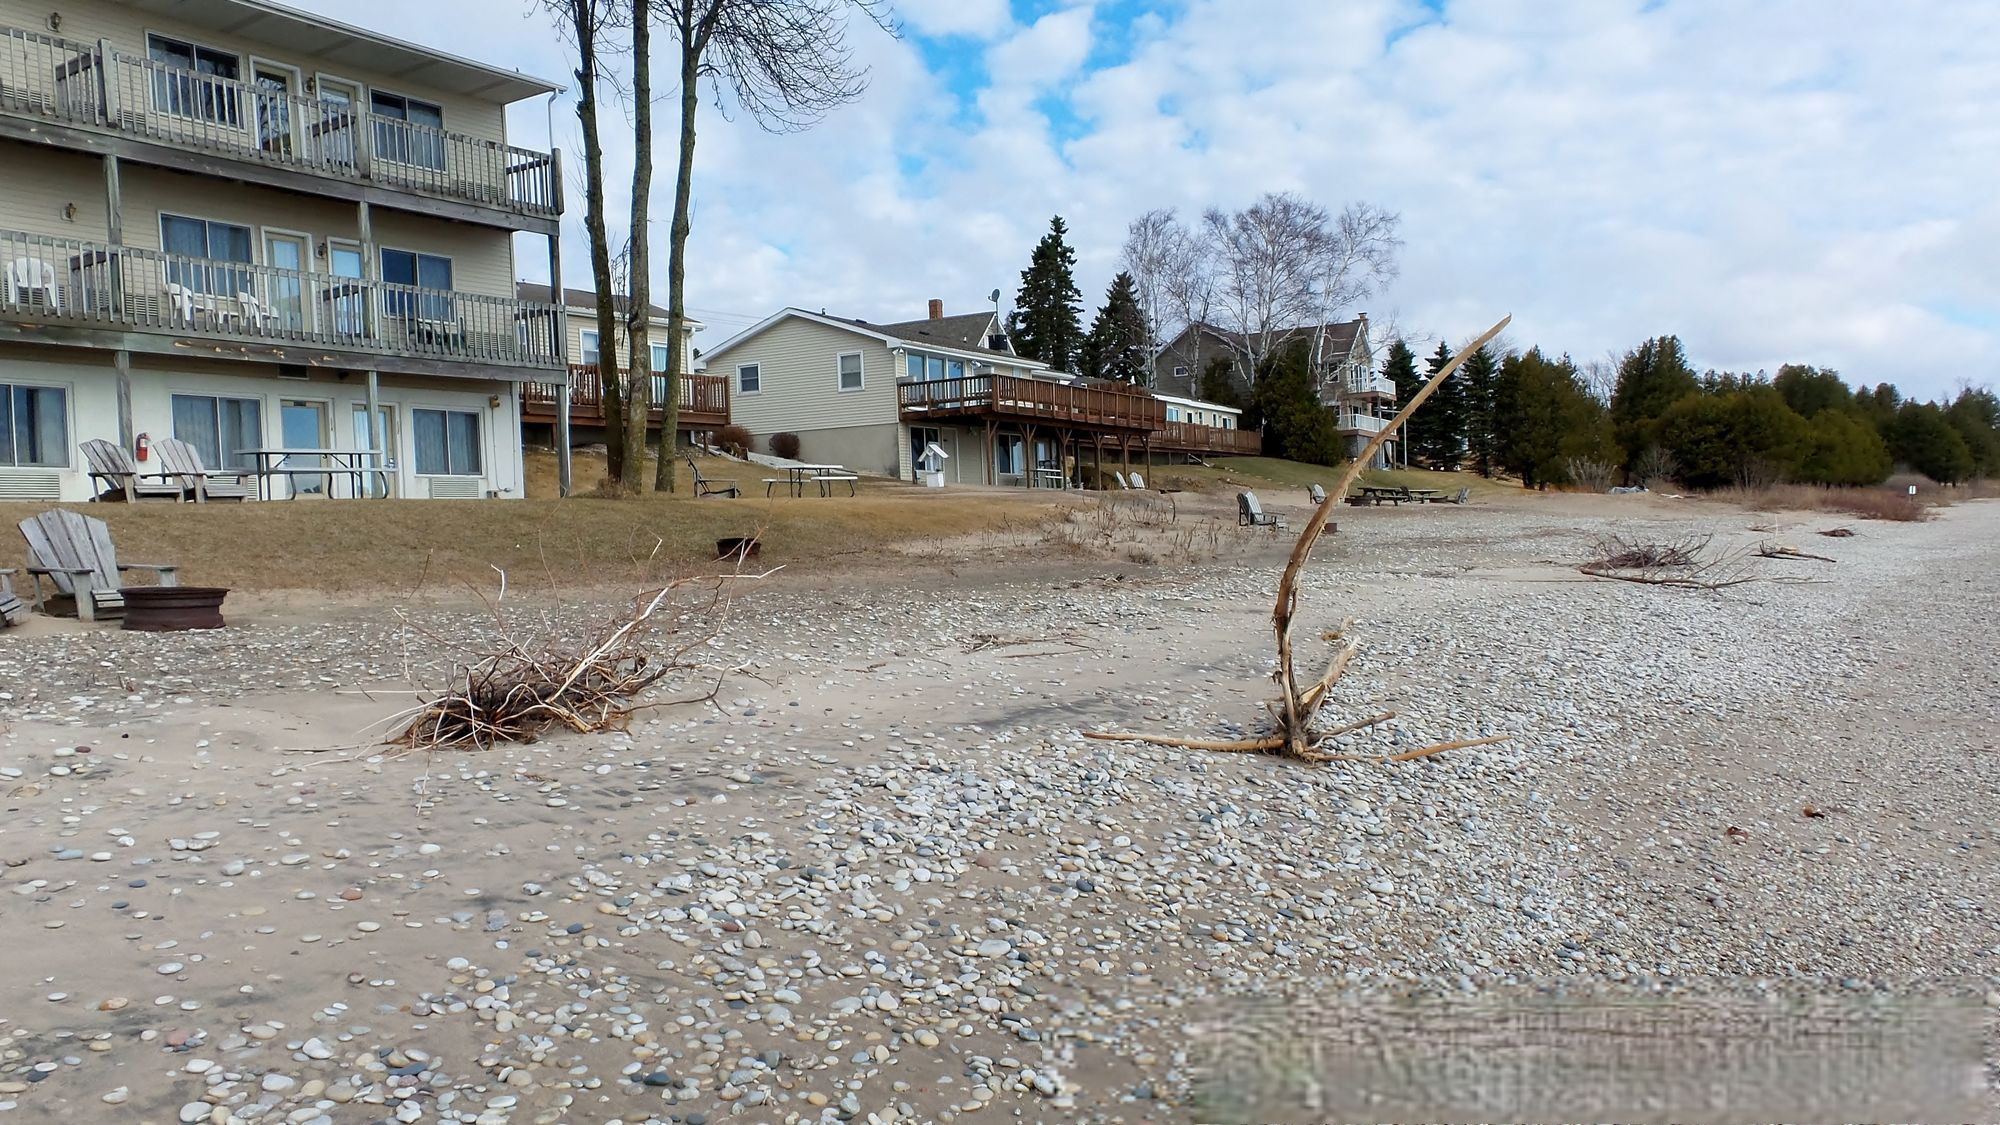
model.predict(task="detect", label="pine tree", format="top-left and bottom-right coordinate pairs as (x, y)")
top-left (1418, 342), bottom-right (1464, 469)
top-left (1381, 339), bottom-right (1421, 464)
top-left (1460, 344), bottom-right (1500, 477)
top-left (1082, 272), bottom-right (1151, 384)
top-left (1609, 335), bottom-right (1700, 467)
top-left (1252, 343), bottom-right (1341, 466)
top-left (1006, 216), bottom-right (1084, 372)
top-left (1495, 348), bottom-right (1613, 489)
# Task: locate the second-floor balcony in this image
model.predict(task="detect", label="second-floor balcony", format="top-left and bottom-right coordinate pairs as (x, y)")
top-left (0, 228), bottom-right (561, 371)
top-left (1152, 419), bottom-right (1263, 456)
top-left (899, 374), bottom-right (1167, 432)
top-left (521, 364), bottom-right (731, 430)
top-left (0, 27), bottom-right (558, 225)
top-left (1336, 412), bottom-right (1390, 435)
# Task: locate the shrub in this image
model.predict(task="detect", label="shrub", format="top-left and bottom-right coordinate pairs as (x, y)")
top-left (1564, 457), bottom-right (1616, 492)
top-left (769, 432), bottom-right (802, 460)
top-left (714, 424), bottom-right (753, 457)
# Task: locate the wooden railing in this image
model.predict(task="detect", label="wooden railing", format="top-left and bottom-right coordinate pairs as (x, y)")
top-left (521, 365), bottom-right (731, 428)
top-left (1154, 421), bottom-right (1263, 455)
top-left (0, 26), bottom-right (558, 218)
top-left (898, 375), bottom-right (1166, 430)
top-left (0, 228), bottom-right (561, 367)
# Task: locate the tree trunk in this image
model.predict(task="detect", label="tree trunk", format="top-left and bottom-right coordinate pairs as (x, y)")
top-left (620, 0), bottom-right (654, 494)
top-left (572, 0), bottom-right (624, 480)
top-left (653, 11), bottom-right (697, 493)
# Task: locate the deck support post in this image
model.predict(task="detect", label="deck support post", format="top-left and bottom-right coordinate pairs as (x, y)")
top-left (1021, 422), bottom-right (1037, 489)
top-left (364, 369), bottom-right (382, 495)
top-left (112, 349), bottom-right (132, 447)
top-left (102, 154), bottom-right (124, 316)
top-left (545, 205), bottom-right (571, 496)
top-left (983, 419), bottom-right (996, 486)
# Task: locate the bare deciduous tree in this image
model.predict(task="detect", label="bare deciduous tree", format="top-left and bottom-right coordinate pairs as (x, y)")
top-left (1203, 192), bottom-right (1330, 386)
top-left (619, 0), bottom-right (655, 494)
top-left (1307, 202), bottom-right (1402, 370)
top-left (651, 0), bottom-right (896, 490)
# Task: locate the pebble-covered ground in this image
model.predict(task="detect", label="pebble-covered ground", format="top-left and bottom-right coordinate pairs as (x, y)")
top-left (1, 494), bottom-right (1994, 1124)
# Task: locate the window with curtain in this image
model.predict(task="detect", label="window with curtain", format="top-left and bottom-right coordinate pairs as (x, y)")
top-left (837, 352), bottom-right (863, 392)
top-left (171, 394), bottom-right (261, 469)
top-left (737, 364), bottom-right (760, 394)
top-left (161, 214), bottom-right (252, 297)
top-left (148, 34), bottom-right (240, 124)
top-left (371, 91), bottom-right (445, 170)
top-left (412, 408), bottom-right (481, 475)
top-left (380, 249), bottom-right (454, 324)
top-left (579, 330), bottom-right (600, 366)
top-left (0, 383), bottom-right (68, 467)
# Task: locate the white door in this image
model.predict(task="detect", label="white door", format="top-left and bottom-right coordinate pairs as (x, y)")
top-left (263, 232), bottom-right (308, 332)
top-left (314, 76), bottom-right (359, 168)
top-left (327, 240), bottom-right (366, 338)
top-left (253, 63), bottom-right (298, 155)
top-left (351, 402), bottom-right (397, 498)
top-left (279, 399), bottom-right (329, 498)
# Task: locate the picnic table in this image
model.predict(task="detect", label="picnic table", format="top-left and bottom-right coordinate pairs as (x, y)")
top-left (243, 448), bottom-right (392, 500)
top-left (1353, 485), bottom-right (1448, 505)
top-left (764, 462), bottom-right (858, 497)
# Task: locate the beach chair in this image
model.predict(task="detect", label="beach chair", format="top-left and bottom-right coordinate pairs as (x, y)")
top-left (1237, 491), bottom-right (1287, 530)
top-left (1110, 471), bottom-right (1129, 490)
top-left (1446, 485), bottom-right (1471, 504)
top-left (5, 256), bottom-right (60, 311)
top-left (152, 437), bottom-right (252, 502)
top-left (0, 569), bottom-right (25, 627)
top-left (17, 509), bottom-right (178, 622)
top-left (685, 455), bottom-right (740, 498)
top-left (1129, 472), bottom-right (1147, 490)
top-left (80, 439), bottom-right (184, 502)
top-left (1308, 483), bottom-right (1327, 505)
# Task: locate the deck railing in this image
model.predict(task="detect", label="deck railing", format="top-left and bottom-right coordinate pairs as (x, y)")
top-left (521, 364), bottom-right (731, 426)
top-left (0, 228), bottom-right (561, 367)
top-left (1336, 412), bottom-right (1390, 434)
top-left (898, 375), bottom-right (1167, 430)
top-left (1154, 420), bottom-right (1263, 455)
top-left (0, 27), bottom-right (558, 217)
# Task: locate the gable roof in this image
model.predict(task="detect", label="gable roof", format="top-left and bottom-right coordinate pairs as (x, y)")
top-left (516, 283), bottom-right (701, 329)
top-left (704, 308), bottom-right (1048, 369)
top-left (870, 312), bottom-right (1008, 355)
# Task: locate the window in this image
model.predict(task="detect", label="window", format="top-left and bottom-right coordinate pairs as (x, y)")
top-left (1221, 416), bottom-right (1234, 430)
top-left (651, 343), bottom-right (671, 372)
top-left (1165, 407), bottom-right (1180, 422)
top-left (837, 352), bottom-right (863, 392)
top-left (148, 34), bottom-right (240, 124)
top-left (0, 383), bottom-right (67, 467)
top-left (160, 214), bottom-right (252, 297)
top-left (994, 433), bottom-right (1023, 476)
top-left (371, 90), bottom-right (445, 170)
top-left (380, 248), bottom-right (453, 324)
top-left (737, 363), bottom-right (760, 394)
top-left (171, 394), bottom-right (261, 470)
top-left (903, 352), bottom-right (966, 383)
top-left (1173, 365), bottom-right (1188, 379)
top-left (412, 408), bottom-right (481, 475)
top-left (579, 330), bottom-right (600, 366)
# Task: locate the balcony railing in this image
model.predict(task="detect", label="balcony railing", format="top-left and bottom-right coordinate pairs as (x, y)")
top-left (1336, 412), bottom-right (1390, 435)
top-left (1340, 375), bottom-right (1397, 398)
top-left (0, 27), bottom-right (557, 218)
top-left (0, 228), bottom-right (560, 367)
top-left (521, 364), bottom-right (730, 428)
top-left (899, 375), bottom-right (1166, 431)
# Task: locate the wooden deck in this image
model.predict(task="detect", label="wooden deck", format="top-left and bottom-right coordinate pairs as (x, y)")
top-left (522, 365), bottom-right (731, 431)
top-left (899, 376), bottom-right (1263, 456)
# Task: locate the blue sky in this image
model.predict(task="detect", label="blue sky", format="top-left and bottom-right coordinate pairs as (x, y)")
top-left (300, 0), bottom-right (1998, 398)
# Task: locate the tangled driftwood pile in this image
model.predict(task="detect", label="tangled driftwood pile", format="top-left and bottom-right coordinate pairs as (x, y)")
top-left (1090, 315), bottom-right (1515, 765)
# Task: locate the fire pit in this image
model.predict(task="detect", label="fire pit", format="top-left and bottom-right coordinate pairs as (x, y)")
top-left (715, 536), bottom-right (761, 562)
top-left (120, 586), bottom-right (229, 631)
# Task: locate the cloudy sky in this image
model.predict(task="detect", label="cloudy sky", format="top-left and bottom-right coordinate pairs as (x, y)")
top-left (299, 0), bottom-right (1995, 398)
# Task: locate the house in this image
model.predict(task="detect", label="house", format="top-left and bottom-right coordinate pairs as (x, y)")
top-left (1152, 314), bottom-right (1394, 462)
top-left (514, 284), bottom-right (725, 447)
top-left (705, 299), bottom-right (1257, 486)
top-left (0, 0), bottom-right (565, 501)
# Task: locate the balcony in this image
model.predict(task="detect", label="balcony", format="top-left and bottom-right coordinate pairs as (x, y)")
top-left (1336, 412), bottom-right (1390, 435)
top-left (522, 364), bottom-right (730, 431)
top-left (0, 228), bottom-right (561, 371)
top-left (1340, 374), bottom-right (1397, 399)
top-left (1152, 420), bottom-right (1263, 456)
top-left (898, 375), bottom-right (1166, 432)
top-left (0, 27), bottom-right (557, 227)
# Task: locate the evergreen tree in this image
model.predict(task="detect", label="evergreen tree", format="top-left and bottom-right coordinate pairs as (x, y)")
top-left (1889, 402), bottom-right (1975, 483)
top-left (1609, 335), bottom-right (1700, 467)
top-left (1197, 357), bottom-right (1245, 413)
top-left (1252, 343), bottom-right (1340, 466)
top-left (1416, 342), bottom-right (1464, 469)
top-left (1005, 216), bottom-right (1084, 372)
top-left (1946, 389), bottom-right (2000, 478)
top-left (1657, 386), bottom-right (1808, 489)
top-left (1494, 348), bottom-right (1613, 489)
top-left (1796, 410), bottom-right (1892, 486)
top-left (1460, 344), bottom-right (1500, 476)
top-left (1773, 364), bottom-right (1854, 418)
top-left (1082, 272), bottom-right (1151, 384)
top-left (1381, 339), bottom-right (1421, 463)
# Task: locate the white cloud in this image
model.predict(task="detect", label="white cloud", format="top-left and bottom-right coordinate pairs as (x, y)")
top-left (287, 0), bottom-right (1996, 398)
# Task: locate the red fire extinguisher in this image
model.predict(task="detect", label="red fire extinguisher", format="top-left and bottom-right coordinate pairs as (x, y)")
top-left (135, 433), bottom-right (150, 462)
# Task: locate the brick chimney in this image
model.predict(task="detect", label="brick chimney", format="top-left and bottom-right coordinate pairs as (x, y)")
top-left (927, 298), bottom-right (944, 320)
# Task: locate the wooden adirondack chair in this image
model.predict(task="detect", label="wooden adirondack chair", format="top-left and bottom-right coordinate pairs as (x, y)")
top-left (1308, 483), bottom-right (1327, 505)
top-left (80, 439), bottom-right (183, 502)
top-left (152, 437), bottom-right (253, 502)
top-left (0, 568), bottom-right (25, 627)
top-left (18, 510), bottom-right (178, 622)
top-left (1236, 491), bottom-right (1287, 531)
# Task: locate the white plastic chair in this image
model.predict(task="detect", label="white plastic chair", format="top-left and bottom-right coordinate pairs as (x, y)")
top-left (5, 257), bottom-right (60, 311)
top-left (235, 292), bottom-right (281, 333)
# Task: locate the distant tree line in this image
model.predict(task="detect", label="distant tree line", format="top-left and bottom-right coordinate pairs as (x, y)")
top-left (1386, 332), bottom-right (1996, 489)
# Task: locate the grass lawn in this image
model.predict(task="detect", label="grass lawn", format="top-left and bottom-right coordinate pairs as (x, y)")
top-left (1149, 456), bottom-right (1521, 500)
top-left (0, 462), bottom-right (1061, 594)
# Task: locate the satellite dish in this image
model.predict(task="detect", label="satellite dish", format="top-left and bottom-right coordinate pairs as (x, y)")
top-left (988, 289), bottom-right (1001, 304)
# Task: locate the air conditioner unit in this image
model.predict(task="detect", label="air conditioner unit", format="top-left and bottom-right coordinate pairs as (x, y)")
top-left (0, 471), bottom-right (62, 501)
top-left (426, 477), bottom-right (482, 500)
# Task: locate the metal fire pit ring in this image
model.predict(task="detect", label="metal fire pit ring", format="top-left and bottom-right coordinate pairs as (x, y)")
top-left (120, 586), bottom-right (230, 631)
